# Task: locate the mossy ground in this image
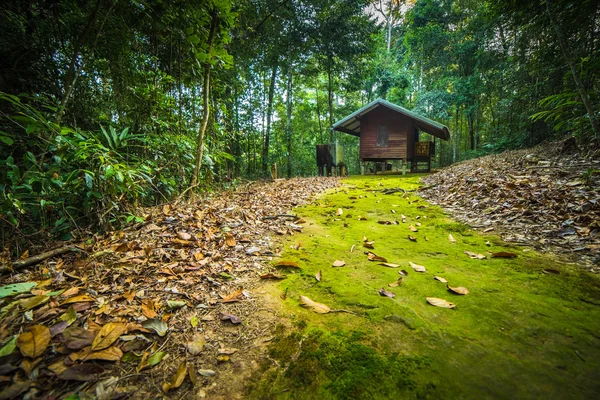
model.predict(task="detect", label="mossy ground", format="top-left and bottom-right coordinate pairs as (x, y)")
top-left (248, 175), bottom-right (600, 399)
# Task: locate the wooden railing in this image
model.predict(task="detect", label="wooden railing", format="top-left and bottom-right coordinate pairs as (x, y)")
top-left (415, 141), bottom-right (431, 157)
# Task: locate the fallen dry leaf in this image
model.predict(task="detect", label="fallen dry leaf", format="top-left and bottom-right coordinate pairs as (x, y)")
top-left (177, 231), bottom-right (192, 240)
top-left (409, 225), bottom-right (418, 232)
top-left (163, 361), bottom-right (187, 393)
top-left (222, 289), bottom-right (244, 303)
top-left (59, 363), bottom-right (104, 381)
top-left (408, 235), bottom-right (417, 242)
top-left (336, 208), bottom-right (343, 216)
top-left (379, 262), bottom-right (400, 268)
top-left (447, 285), bottom-right (469, 295)
top-left (315, 270), bottom-right (322, 282)
top-left (399, 270), bottom-right (409, 276)
top-left (367, 252), bottom-right (388, 262)
top-left (409, 261), bottom-right (426, 272)
top-left (16, 325), bottom-right (50, 358)
top-left (379, 288), bottom-right (395, 298)
top-left (299, 295), bottom-right (331, 314)
top-left (332, 260), bottom-right (345, 267)
top-left (220, 313), bottom-right (242, 324)
top-left (434, 276), bottom-right (448, 283)
top-left (464, 251), bottom-right (486, 259)
top-left (388, 278), bottom-right (402, 287)
top-left (273, 261), bottom-right (300, 268)
top-left (260, 273), bottom-right (287, 280)
top-left (61, 294), bottom-right (95, 306)
top-left (542, 269), bottom-right (560, 275)
top-left (491, 252), bottom-right (517, 258)
top-left (426, 297), bottom-right (456, 309)
top-left (92, 323), bottom-right (127, 350)
top-left (142, 319), bottom-right (168, 336)
top-left (449, 234), bottom-right (456, 243)
top-left (225, 233), bottom-right (236, 247)
top-left (141, 299), bottom-right (157, 319)
top-left (187, 333), bottom-right (206, 355)
top-left (363, 241), bottom-right (375, 249)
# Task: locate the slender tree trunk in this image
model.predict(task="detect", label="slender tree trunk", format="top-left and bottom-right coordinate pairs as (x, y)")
top-left (190, 11), bottom-right (218, 190)
top-left (544, 0), bottom-right (600, 138)
top-left (56, 0), bottom-right (103, 125)
top-left (286, 62), bottom-right (293, 178)
top-left (468, 113), bottom-right (475, 151)
top-left (315, 76), bottom-right (323, 141)
top-left (453, 107), bottom-right (459, 163)
top-left (327, 54), bottom-right (334, 143)
top-left (262, 64), bottom-right (278, 177)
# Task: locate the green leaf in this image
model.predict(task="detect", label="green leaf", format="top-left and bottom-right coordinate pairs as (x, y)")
top-left (0, 336), bottom-right (17, 357)
top-left (188, 35), bottom-right (200, 44)
top-left (147, 351), bottom-right (166, 367)
top-left (0, 282), bottom-right (37, 299)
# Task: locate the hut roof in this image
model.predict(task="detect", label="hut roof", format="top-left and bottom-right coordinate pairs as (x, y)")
top-left (332, 98), bottom-right (451, 141)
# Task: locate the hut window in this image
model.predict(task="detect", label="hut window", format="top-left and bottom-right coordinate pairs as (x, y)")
top-left (376, 125), bottom-right (389, 147)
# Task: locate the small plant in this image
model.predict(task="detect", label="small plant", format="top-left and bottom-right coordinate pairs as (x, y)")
top-left (582, 167), bottom-right (599, 185)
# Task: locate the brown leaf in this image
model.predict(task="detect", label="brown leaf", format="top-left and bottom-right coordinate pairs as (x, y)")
top-left (299, 295), bottom-right (331, 314)
top-left (367, 252), bottom-right (388, 262)
top-left (377, 220), bottom-right (393, 225)
top-left (225, 233), bottom-right (236, 247)
top-left (16, 325), bottom-right (50, 358)
top-left (70, 346), bottom-right (123, 362)
top-left (542, 269), bottom-right (560, 275)
top-left (399, 269), bottom-right (409, 276)
top-left (61, 326), bottom-right (96, 350)
top-left (61, 287), bottom-right (80, 298)
top-left (379, 262), bottom-right (400, 268)
top-left (409, 225), bottom-right (418, 232)
top-left (163, 361), bottom-right (188, 393)
top-left (186, 334), bottom-right (206, 355)
top-left (434, 276), bottom-right (448, 283)
top-left (273, 261), bottom-right (300, 268)
top-left (379, 288), bottom-right (395, 298)
top-left (358, 216), bottom-right (367, 220)
top-left (177, 231), bottom-right (192, 240)
top-left (222, 289), bottom-right (244, 303)
top-left (336, 208), bottom-right (343, 216)
top-left (448, 234), bottom-right (456, 243)
top-left (141, 299), bottom-right (157, 319)
top-left (220, 313), bottom-right (242, 324)
top-left (0, 381), bottom-right (30, 400)
top-left (315, 270), bottom-right (322, 282)
top-left (92, 322), bottom-right (127, 350)
top-left (59, 363), bottom-right (104, 381)
top-left (426, 297), bottom-right (456, 309)
top-left (388, 278), bottom-right (402, 287)
top-left (408, 235), bottom-right (417, 242)
top-left (260, 273), bottom-right (287, 280)
top-left (409, 261), bottom-right (426, 272)
top-left (363, 242), bottom-right (375, 249)
top-left (332, 260), bottom-right (345, 267)
top-left (447, 285), bottom-right (469, 295)
top-left (491, 252), bottom-right (517, 258)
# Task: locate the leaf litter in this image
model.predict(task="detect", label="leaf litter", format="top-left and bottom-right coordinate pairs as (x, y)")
top-left (0, 177), bottom-right (339, 398)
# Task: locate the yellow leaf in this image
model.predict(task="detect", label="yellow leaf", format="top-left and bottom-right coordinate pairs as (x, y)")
top-left (336, 208), bottom-right (343, 216)
top-left (434, 276), bottom-right (448, 283)
top-left (221, 289), bottom-right (244, 303)
top-left (61, 294), bottom-right (95, 305)
top-left (225, 233), bottom-right (236, 247)
top-left (332, 260), bottom-right (345, 267)
top-left (92, 322), bottom-right (127, 350)
top-left (448, 234), bottom-right (456, 243)
top-left (409, 261), bottom-right (426, 272)
top-left (16, 325), bottom-right (50, 358)
top-left (141, 299), bottom-right (157, 319)
top-left (426, 297), bottom-right (456, 309)
top-left (299, 295), bottom-right (331, 314)
top-left (163, 361), bottom-right (188, 393)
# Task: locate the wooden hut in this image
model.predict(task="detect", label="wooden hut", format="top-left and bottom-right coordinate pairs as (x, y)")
top-left (332, 98), bottom-right (450, 172)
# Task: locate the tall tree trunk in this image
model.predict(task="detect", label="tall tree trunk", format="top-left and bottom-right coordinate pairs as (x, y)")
top-left (327, 54), bottom-right (334, 143)
top-left (544, 0), bottom-right (600, 138)
top-left (262, 64), bottom-right (278, 177)
top-left (56, 0), bottom-right (103, 125)
top-left (468, 113), bottom-right (475, 151)
top-left (286, 62), bottom-right (293, 178)
top-left (315, 76), bottom-right (323, 141)
top-left (453, 107), bottom-right (459, 163)
top-left (190, 11), bottom-right (219, 190)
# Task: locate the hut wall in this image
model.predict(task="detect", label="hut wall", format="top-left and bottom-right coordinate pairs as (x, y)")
top-left (359, 107), bottom-right (415, 161)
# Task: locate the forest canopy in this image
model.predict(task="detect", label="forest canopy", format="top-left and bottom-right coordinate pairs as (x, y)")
top-left (1, 0), bottom-right (598, 238)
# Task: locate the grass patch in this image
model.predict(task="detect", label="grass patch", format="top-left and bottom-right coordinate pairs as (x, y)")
top-left (249, 174), bottom-right (600, 399)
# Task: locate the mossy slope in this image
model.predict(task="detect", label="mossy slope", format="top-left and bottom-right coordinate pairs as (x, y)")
top-left (249, 175), bottom-right (600, 399)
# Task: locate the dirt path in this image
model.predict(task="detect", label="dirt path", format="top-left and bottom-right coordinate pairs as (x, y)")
top-left (247, 174), bottom-right (600, 399)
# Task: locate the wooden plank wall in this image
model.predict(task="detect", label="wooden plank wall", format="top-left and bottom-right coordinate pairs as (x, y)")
top-left (359, 107), bottom-right (415, 160)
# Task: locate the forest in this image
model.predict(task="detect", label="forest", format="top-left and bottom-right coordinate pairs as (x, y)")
top-left (1, 1), bottom-right (600, 398)
top-left (1, 0), bottom-right (599, 238)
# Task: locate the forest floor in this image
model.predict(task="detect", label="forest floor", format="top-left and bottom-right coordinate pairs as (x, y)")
top-left (1, 143), bottom-right (600, 399)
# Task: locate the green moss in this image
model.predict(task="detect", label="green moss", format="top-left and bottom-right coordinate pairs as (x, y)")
top-left (249, 175), bottom-right (600, 399)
